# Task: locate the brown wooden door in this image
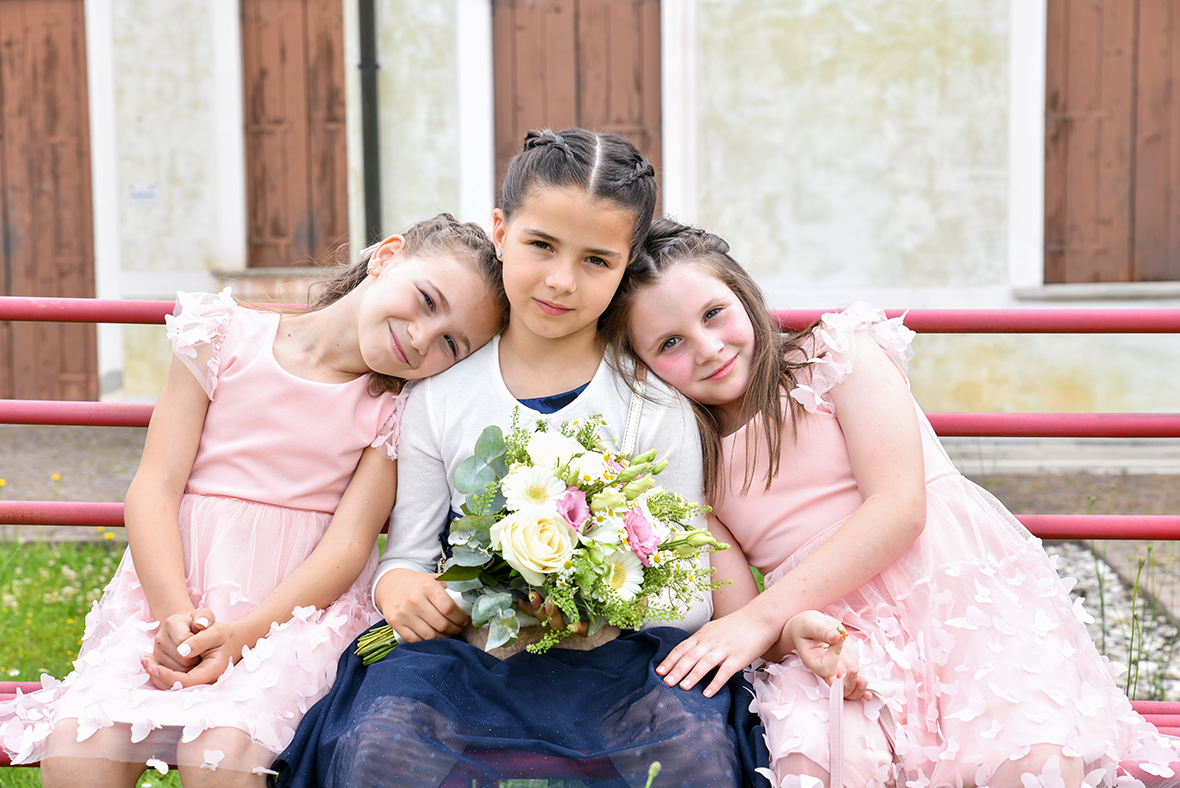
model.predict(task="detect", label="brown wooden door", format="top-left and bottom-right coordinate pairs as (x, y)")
top-left (493, 0), bottom-right (661, 201)
top-left (1045, 0), bottom-right (1180, 283)
top-left (0, 0), bottom-right (97, 401)
top-left (242, 0), bottom-right (348, 268)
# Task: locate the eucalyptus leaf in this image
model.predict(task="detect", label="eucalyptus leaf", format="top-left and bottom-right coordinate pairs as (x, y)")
top-left (485, 612), bottom-right (520, 650)
top-left (455, 427), bottom-right (508, 494)
top-left (438, 563), bottom-right (484, 582)
top-left (472, 591), bottom-right (514, 627)
top-left (450, 544), bottom-right (492, 568)
top-left (450, 515), bottom-right (495, 549)
top-left (473, 424), bottom-right (506, 458)
top-left (444, 578), bottom-right (484, 592)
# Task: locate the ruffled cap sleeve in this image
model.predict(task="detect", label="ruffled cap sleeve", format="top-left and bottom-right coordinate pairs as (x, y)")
top-left (788, 302), bottom-right (915, 415)
top-left (164, 289), bottom-right (236, 400)
top-left (371, 381), bottom-right (415, 460)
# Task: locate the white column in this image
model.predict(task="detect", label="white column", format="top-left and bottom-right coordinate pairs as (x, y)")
top-left (660, 0), bottom-right (698, 225)
top-left (1008, 0), bottom-right (1047, 290)
top-left (210, 0), bottom-right (248, 271)
top-left (84, 0), bottom-right (123, 397)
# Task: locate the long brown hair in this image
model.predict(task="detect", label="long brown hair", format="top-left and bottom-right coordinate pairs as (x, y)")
top-left (604, 218), bottom-right (818, 505)
top-left (308, 213), bottom-right (508, 396)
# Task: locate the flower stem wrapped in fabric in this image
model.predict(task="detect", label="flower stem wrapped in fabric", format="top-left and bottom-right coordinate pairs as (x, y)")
top-left (358, 412), bottom-right (725, 663)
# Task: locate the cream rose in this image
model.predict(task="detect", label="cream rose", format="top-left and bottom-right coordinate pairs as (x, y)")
top-left (489, 504), bottom-right (576, 586)
top-left (527, 431), bottom-right (586, 470)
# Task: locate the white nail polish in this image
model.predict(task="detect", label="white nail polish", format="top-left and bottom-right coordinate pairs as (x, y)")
top-left (178, 643), bottom-right (191, 657)
top-left (195, 617), bottom-right (209, 628)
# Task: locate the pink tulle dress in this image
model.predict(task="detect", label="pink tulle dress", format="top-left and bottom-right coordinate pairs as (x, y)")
top-left (0, 290), bottom-right (399, 776)
top-left (716, 304), bottom-right (1178, 788)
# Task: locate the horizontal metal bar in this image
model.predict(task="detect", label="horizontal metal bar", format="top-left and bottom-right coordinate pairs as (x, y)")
top-left (1, 298), bottom-right (1177, 334)
top-left (0, 400), bottom-right (153, 427)
top-left (5, 402), bottom-right (1179, 438)
top-left (926, 412), bottom-right (1180, 438)
top-left (773, 308), bottom-right (1180, 333)
top-left (0, 297), bottom-right (174, 324)
top-left (1019, 515), bottom-right (1180, 541)
top-left (0, 501), bottom-right (126, 526)
top-left (0, 503), bottom-right (1174, 542)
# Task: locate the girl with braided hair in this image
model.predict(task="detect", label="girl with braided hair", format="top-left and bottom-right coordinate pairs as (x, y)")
top-left (272, 129), bottom-right (762, 787)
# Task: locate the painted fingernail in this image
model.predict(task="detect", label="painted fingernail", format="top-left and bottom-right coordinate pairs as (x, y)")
top-left (195, 617), bottom-right (209, 628)
top-left (178, 643), bottom-right (191, 657)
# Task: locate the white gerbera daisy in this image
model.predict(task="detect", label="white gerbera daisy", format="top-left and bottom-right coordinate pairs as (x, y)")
top-left (502, 465), bottom-right (567, 511)
top-left (604, 549), bottom-right (644, 600)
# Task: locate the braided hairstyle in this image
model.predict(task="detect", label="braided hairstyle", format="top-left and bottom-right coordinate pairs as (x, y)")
top-left (308, 213), bottom-right (508, 396)
top-left (500, 128), bottom-right (659, 326)
top-left (604, 218), bottom-right (818, 505)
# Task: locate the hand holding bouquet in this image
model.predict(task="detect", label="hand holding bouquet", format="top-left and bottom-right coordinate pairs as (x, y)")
top-left (358, 413), bottom-right (725, 662)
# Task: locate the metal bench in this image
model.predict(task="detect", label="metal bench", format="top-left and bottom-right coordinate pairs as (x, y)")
top-left (1, 297), bottom-right (1179, 773)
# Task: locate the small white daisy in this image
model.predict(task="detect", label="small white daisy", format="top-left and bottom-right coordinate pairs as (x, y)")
top-left (604, 550), bottom-right (644, 600)
top-left (502, 466), bottom-right (567, 511)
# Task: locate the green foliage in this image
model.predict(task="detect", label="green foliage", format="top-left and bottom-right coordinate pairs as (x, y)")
top-left (0, 540), bottom-right (182, 788)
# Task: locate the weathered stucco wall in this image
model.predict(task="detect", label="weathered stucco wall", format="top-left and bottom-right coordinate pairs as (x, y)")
top-left (374, 0), bottom-right (461, 237)
top-left (111, 0), bottom-right (222, 278)
top-left (697, 0), bottom-right (1008, 287)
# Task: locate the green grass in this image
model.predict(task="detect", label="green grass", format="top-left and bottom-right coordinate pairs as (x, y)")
top-left (0, 538), bottom-right (180, 788)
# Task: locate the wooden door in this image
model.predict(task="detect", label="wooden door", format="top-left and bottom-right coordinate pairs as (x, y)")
top-left (0, 0), bottom-right (97, 401)
top-left (242, 0), bottom-right (348, 268)
top-left (493, 0), bottom-right (661, 200)
top-left (1045, 0), bottom-right (1180, 283)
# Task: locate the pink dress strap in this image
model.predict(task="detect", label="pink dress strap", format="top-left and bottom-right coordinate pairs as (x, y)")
top-left (164, 289), bottom-right (237, 399)
top-left (788, 302), bottom-right (916, 415)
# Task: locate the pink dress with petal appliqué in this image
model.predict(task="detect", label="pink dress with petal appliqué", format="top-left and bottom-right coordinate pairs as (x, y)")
top-left (0, 290), bottom-right (402, 775)
top-left (715, 303), bottom-right (1179, 788)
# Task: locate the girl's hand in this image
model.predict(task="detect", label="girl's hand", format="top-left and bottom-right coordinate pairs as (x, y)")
top-left (656, 608), bottom-right (782, 698)
top-left (151, 607), bottom-right (215, 673)
top-left (374, 568), bottom-right (469, 642)
top-left (783, 611), bottom-right (870, 701)
top-left (517, 591), bottom-right (589, 636)
top-left (143, 620), bottom-right (238, 690)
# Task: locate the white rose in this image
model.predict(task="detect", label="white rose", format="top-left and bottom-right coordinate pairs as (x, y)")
top-left (527, 432), bottom-right (586, 470)
top-left (490, 505), bottom-right (576, 586)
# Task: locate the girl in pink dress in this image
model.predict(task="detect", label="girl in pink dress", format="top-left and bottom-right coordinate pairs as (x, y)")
top-left (606, 218), bottom-right (1180, 788)
top-left (0, 214), bottom-right (507, 787)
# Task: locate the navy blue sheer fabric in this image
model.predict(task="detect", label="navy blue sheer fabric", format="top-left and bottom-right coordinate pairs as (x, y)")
top-left (271, 627), bottom-right (768, 787)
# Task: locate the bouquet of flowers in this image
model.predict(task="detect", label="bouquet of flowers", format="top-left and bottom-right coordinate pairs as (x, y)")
top-left (357, 412), bottom-right (725, 662)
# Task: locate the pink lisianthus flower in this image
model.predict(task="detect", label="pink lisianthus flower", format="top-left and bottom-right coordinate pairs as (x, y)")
top-left (623, 506), bottom-right (660, 566)
top-left (556, 486), bottom-right (590, 532)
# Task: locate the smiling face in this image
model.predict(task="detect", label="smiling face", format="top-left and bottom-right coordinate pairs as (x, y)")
top-left (357, 238), bottom-right (502, 380)
top-left (628, 264), bottom-right (756, 418)
top-left (492, 185), bottom-right (635, 347)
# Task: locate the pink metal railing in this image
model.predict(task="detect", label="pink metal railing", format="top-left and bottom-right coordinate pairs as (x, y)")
top-left (0, 299), bottom-right (1177, 541)
top-left (1, 297), bottom-right (1179, 752)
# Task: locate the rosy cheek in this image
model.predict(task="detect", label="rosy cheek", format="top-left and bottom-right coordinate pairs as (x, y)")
top-left (650, 356), bottom-right (694, 393)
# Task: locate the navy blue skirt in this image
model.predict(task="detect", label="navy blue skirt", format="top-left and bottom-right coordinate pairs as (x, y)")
top-left (271, 625), bottom-right (769, 787)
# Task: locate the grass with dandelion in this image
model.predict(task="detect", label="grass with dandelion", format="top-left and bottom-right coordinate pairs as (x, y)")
top-left (357, 411), bottom-right (725, 663)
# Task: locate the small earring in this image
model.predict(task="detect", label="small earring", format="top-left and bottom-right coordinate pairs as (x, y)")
top-left (495, 249), bottom-right (503, 260)
top-left (367, 267), bottom-right (377, 275)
